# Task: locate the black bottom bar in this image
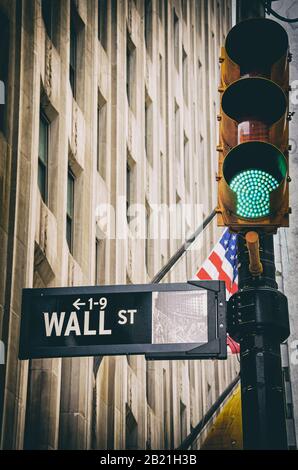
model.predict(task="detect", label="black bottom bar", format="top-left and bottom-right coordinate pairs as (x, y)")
top-left (0, 449), bottom-right (297, 465)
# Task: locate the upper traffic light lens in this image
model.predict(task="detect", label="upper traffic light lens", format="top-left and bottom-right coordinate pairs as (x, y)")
top-left (225, 18), bottom-right (288, 76)
top-left (230, 169), bottom-right (279, 218)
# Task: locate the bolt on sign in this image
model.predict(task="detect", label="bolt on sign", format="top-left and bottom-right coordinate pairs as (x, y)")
top-left (19, 281), bottom-right (227, 360)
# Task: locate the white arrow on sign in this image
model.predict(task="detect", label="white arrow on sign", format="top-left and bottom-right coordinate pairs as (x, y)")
top-left (73, 298), bottom-right (86, 310)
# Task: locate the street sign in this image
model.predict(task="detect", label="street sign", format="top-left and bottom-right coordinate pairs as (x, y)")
top-left (19, 280), bottom-right (227, 360)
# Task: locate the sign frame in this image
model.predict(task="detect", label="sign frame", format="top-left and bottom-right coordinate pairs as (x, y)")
top-left (19, 280), bottom-right (227, 360)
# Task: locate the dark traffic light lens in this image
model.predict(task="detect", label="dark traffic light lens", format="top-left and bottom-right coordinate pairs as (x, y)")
top-left (230, 169), bottom-right (279, 218)
top-left (222, 78), bottom-right (287, 127)
top-left (225, 18), bottom-right (288, 76)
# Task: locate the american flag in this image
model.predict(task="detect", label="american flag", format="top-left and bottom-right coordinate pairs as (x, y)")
top-left (195, 228), bottom-right (240, 354)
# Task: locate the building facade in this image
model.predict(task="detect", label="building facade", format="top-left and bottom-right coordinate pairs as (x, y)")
top-left (0, 0), bottom-right (239, 450)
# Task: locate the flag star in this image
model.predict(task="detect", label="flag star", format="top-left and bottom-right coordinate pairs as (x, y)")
top-left (232, 235), bottom-right (237, 240)
top-left (224, 240), bottom-right (228, 245)
top-left (230, 255), bottom-right (235, 260)
top-left (231, 245), bottom-right (235, 250)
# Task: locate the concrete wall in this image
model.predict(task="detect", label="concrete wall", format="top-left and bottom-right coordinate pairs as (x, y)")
top-left (0, 0), bottom-right (238, 450)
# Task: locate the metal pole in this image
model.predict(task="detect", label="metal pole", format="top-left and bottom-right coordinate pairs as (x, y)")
top-left (228, 0), bottom-right (290, 449)
top-left (228, 234), bottom-right (289, 449)
top-left (236, 0), bottom-right (265, 22)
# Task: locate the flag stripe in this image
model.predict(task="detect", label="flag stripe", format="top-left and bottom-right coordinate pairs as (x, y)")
top-left (227, 335), bottom-right (239, 354)
top-left (202, 247), bottom-right (235, 293)
top-left (195, 228), bottom-right (240, 354)
top-left (196, 267), bottom-right (212, 280)
top-left (203, 259), bottom-right (220, 280)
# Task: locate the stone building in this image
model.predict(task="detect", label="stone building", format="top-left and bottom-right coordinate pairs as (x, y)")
top-left (0, 0), bottom-right (239, 450)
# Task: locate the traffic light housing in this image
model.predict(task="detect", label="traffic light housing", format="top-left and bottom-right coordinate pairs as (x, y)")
top-left (217, 18), bottom-right (290, 232)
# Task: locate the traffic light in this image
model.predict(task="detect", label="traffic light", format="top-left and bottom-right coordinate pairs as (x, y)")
top-left (217, 18), bottom-right (290, 232)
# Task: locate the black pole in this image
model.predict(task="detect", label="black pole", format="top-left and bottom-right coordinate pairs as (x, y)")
top-left (228, 234), bottom-right (290, 449)
top-left (236, 0), bottom-right (265, 22)
top-left (227, 1), bottom-right (291, 450)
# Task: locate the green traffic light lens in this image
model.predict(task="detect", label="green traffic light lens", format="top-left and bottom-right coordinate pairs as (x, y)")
top-left (230, 169), bottom-right (279, 218)
top-left (223, 142), bottom-right (287, 220)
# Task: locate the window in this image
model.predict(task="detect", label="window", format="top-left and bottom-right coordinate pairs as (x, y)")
top-left (145, 200), bottom-right (151, 275)
top-left (0, 10), bottom-right (9, 134)
top-left (97, 103), bottom-right (101, 172)
top-left (126, 161), bottom-right (131, 222)
top-left (180, 400), bottom-right (187, 442)
top-left (95, 238), bottom-right (100, 283)
top-left (125, 404), bottom-right (138, 450)
top-left (197, 59), bottom-right (202, 127)
top-left (146, 361), bottom-right (155, 410)
top-left (95, 237), bottom-right (106, 284)
top-left (182, 0), bottom-right (187, 23)
top-left (38, 113), bottom-right (49, 203)
top-left (145, 0), bottom-right (152, 57)
top-left (192, 103), bottom-right (196, 154)
top-left (173, 10), bottom-right (179, 70)
top-left (69, 13), bottom-right (77, 97)
top-left (145, 93), bottom-right (153, 165)
top-left (98, 0), bottom-right (108, 51)
top-left (159, 0), bottom-right (163, 22)
top-left (176, 195), bottom-right (183, 240)
top-left (182, 48), bottom-right (188, 104)
top-left (286, 403), bottom-right (293, 420)
top-left (126, 33), bottom-right (136, 111)
top-left (184, 134), bottom-right (189, 193)
top-left (175, 101), bottom-right (180, 163)
top-left (0, 81), bottom-right (4, 115)
top-left (97, 95), bottom-right (107, 175)
top-left (163, 370), bottom-right (169, 449)
top-left (159, 54), bottom-right (164, 118)
top-left (283, 366), bottom-right (290, 383)
top-left (127, 151), bottom-right (135, 225)
top-left (41, 0), bottom-right (56, 44)
top-left (217, 1), bottom-right (221, 39)
top-left (160, 152), bottom-right (166, 204)
top-left (66, 168), bottom-right (75, 253)
top-left (95, 238), bottom-right (103, 284)
top-left (69, 3), bottom-right (85, 106)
